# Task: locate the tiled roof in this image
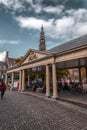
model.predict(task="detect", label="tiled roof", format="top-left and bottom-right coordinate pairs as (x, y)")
top-left (0, 61), bottom-right (7, 66)
top-left (9, 58), bottom-right (15, 63)
top-left (0, 61), bottom-right (6, 65)
top-left (48, 34), bottom-right (87, 54)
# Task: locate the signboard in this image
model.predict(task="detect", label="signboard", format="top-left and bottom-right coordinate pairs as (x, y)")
top-left (14, 81), bottom-right (18, 88)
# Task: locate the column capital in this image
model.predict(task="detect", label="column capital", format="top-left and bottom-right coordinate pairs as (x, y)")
top-left (52, 63), bottom-right (56, 65)
top-left (46, 64), bottom-right (50, 66)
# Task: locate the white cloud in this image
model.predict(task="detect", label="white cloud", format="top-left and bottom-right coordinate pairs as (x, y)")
top-left (0, 0), bottom-right (62, 14)
top-left (46, 8), bottom-right (87, 40)
top-left (0, 0), bottom-right (24, 11)
top-left (55, 17), bottom-right (75, 33)
top-left (24, 0), bottom-right (44, 13)
top-left (26, 0), bottom-right (33, 4)
top-left (15, 8), bottom-right (87, 45)
top-left (66, 8), bottom-right (87, 21)
top-left (33, 4), bottom-right (42, 13)
top-left (31, 0), bottom-right (43, 13)
top-left (74, 23), bottom-right (87, 35)
top-left (65, 8), bottom-right (87, 37)
top-left (0, 40), bottom-right (19, 45)
top-left (43, 5), bottom-right (64, 14)
top-left (15, 16), bottom-right (53, 30)
top-left (0, 51), bottom-right (6, 61)
top-left (0, 0), bottom-right (8, 6)
top-left (0, 0), bottom-right (43, 13)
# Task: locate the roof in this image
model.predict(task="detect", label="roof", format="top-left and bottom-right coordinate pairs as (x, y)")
top-left (18, 49), bottom-right (53, 65)
top-left (9, 58), bottom-right (15, 63)
top-left (7, 49), bottom-right (54, 70)
top-left (48, 34), bottom-right (87, 54)
top-left (0, 61), bottom-right (7, 65)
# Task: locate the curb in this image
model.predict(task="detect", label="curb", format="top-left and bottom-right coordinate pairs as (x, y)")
top-left (57, 98), bottom-right (87, 108)
top-left (20, 91), bottom-right (87, 108)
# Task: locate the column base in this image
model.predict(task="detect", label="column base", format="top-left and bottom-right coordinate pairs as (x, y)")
top-left (21, 89), bottom-right (24, 92)
top-left (52, 95), bottom-right (58, 100)
top-left (10, 87), bottom-right (14, 91)
top-left (18, 89), bottom-right (21, 92)
top-left (45, 94), bottom-right (51, 98)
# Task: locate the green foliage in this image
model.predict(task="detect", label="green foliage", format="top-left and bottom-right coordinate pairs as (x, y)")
top-left (57, 69), bottom-right (70, 79)
top-left (14, 56), bottom-right (23, 64)
top-left (38, 72), bottom-right (46, 81)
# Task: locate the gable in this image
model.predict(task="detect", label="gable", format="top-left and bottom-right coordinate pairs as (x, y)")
top-left (22, 50), bottom-right (49, 64)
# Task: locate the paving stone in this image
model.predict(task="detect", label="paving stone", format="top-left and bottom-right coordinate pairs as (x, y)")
top-left (0, 91), bottom-right (87, 130)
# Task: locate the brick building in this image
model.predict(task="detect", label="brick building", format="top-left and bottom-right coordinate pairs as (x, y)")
top-left (0, 51), bottom-right (15, 78)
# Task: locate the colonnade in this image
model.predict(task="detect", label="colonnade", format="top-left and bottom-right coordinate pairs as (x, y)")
top-left (6, 63), bottom-right (58, 99)
top-left (5, 63), bottom-right (87, 99)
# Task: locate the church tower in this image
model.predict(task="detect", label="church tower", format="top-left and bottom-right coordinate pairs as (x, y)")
top-left (39, 25), bottom-right (46, 51)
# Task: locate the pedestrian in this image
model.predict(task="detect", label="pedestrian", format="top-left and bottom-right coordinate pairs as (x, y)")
top-left (69, 78), bottom-right (72, 85)
top-left (0, 79), bottom-right (7, 99)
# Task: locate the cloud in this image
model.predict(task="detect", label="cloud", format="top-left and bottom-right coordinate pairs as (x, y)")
top-left (16, 8), bottom-right (87, 36)
top-left (29, 0), bottom-right (43, 13)
top-left (15, 7), bottom-right (87, 46)
top-left (25, 0), bottom-right (33, 4)
top-left (15, 16), bottom-right (53, 30)
top-left (74, 23), bottom-right (87, 35)
top-left (0, 40), bottom-right (20, 45)
top-left (0, 0), bottom-right (25, 12)
top-left (43, 5), bottom-right (64, 14)
top-left (64, 8), bottom-right (87, 37)
top-left (46, 9), bottom-right (87, 41)
top-left (66, 8), bottom-right (87, 21)
top-left (0, 51), bottom-right (6, 61)
top-left (55, 17), bottom-right (75, 33)
top-left (0, 0), bottom-right (43, 13)
top-left (0, 0), bottom-right (87, 15)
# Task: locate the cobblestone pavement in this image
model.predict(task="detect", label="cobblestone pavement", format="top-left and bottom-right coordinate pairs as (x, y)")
top-left (0, 91), bottom-right (87, 130)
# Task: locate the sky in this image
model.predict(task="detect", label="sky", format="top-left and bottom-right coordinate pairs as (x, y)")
top-left (0, 0), bottom-right (87, 60)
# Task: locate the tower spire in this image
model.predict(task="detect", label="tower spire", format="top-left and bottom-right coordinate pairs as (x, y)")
top-left (41, 24), bottom-right (43, 32)
top-left (39, 25), bottom-right (46, 51)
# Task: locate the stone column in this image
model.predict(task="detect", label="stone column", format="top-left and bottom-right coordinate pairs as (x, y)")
top-left (36, 72), bottom-right (39, 80)
top-left (11, 72), bottom-right (14, 88)
top-left (86, 67), bottom-right (87, 83)
top-left (5, 73), bottom-right (8, 84)
top-left (52, 63), bottom-right (58, 99)
top-left (28, 73), bottom-right (30, 86)
top-left (22, 69), bottom-right (25, 91)
top-left (46, 64), bottom-right (50, 97)
top-left (79, 67), bottom-right (82, 83)
top-left (78, 59), bottom-right (82, 83)
top-left (19, 70), bottom-right (22, 90)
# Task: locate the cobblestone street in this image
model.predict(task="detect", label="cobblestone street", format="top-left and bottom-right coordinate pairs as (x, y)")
top-left (0, 91), bottom-right (87, 130)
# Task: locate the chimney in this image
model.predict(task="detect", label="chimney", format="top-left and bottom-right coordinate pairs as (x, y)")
top-left (6, 51), bottom-right (9, 59)
top-left (5, 51), bottom-right (9, 64)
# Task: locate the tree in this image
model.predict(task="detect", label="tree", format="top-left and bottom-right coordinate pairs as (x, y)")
top-left (14, 56), bottom-right (23, 64)
top-left (57, 69), bottom-right (70, 79)
top-left (81, 67), bottom-right (86, 77)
